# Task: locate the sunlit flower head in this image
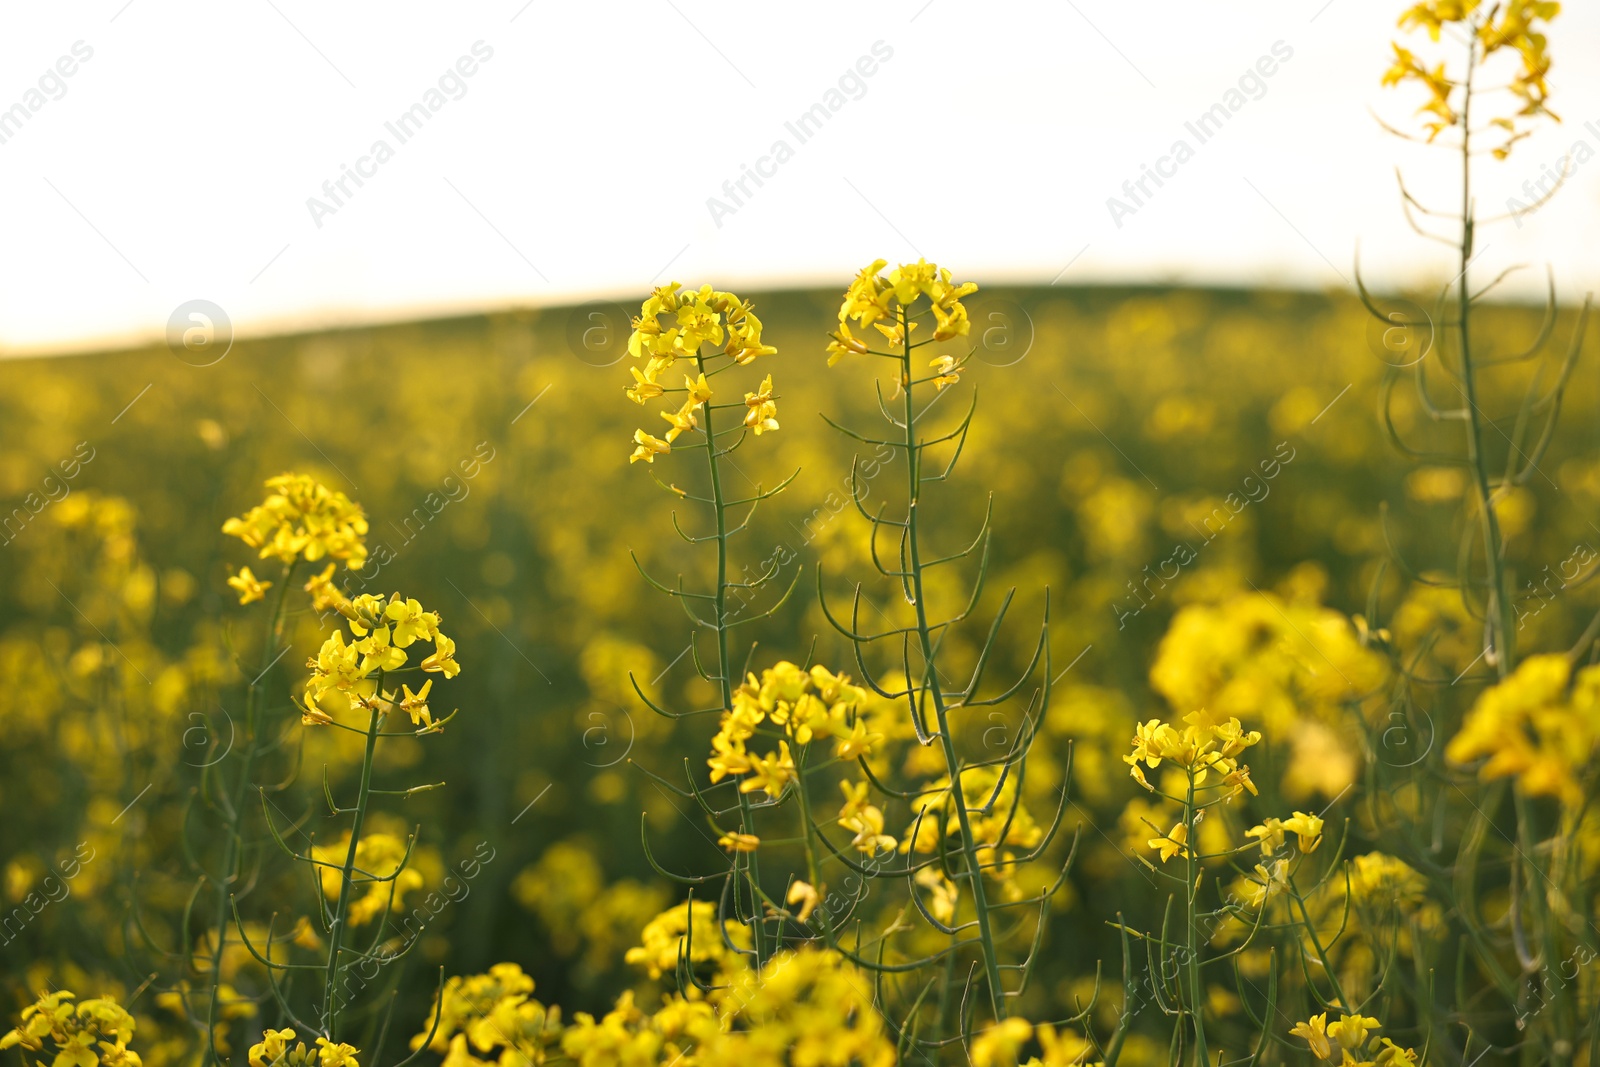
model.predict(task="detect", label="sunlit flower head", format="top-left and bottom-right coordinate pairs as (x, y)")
top-left (300, 592), bottom-right (458, 728)
top-left (1383, 0), bottom-right (1560, 155)
top-left (624, 283), bottom-right (779, 464)
top-left (828, 258), bottom-right (977, 366)
top-left (223, 472), bottom-right (368, 568)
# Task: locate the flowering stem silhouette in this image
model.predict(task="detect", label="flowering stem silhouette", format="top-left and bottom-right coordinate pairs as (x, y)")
top-left (897, 304), bottom-right (1007, 1021)
top-left (1453, 34), bottom-right (1517, 681)
top-left (323, 676), bottom-right (384, 1039)
top-left (696, 346), bottom-right (767, 967)
top-left (202, 559), bottom-right (296, 1067)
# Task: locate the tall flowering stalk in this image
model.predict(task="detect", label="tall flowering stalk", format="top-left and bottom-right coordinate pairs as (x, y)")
top-left (192, 474), bottom-right (464, 1065)
top-left (1113, 712), bottom-right (1428, 1067)
top-left (179, 475), bottom-right (369, 1066)
top-left (1372, 0), bottom-right (1578, 679)
top-left (1125, 713), bottom-right (1263, 1066)
top-left (293, 588), bottom-right (459, 1039)
top-left (819, 260), bottom-right (1070, 1047)
top-left (623, 283), bottom-right (801, 969)
top-left (1367, 4), bottom-right (1596, 1065)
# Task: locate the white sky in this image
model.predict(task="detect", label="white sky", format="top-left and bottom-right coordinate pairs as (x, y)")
top-left (2, 0), bottom-right (1598, 356)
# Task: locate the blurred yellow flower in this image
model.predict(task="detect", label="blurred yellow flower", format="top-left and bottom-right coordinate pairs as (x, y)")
top-left (223, 472), bottom-right (368, 568)
top-left (226, 566), bottom-right (271, 605)
top-left (717, 831), bottom-right (760, 853)
top-left (312, 831), bottom-right (422, 926)
top-left (786, 879), bottom-right (819, 923)
top-left (1446, 653), bottom-right (1598, 808)
top-left (1, 991), bottom-right (140, 1067)
top-left (970, 1017), bottom-right (1032, 1067)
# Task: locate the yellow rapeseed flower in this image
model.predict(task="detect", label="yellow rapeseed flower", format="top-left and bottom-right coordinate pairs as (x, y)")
top-left (223, 473), bottom-right (368, 568)
top-left (742, 374), bottom-right (779, 435)
top-left (1, 992), bottom-right (141, 1067)
top-left (1147, 822), bottom-right (1189, 863)
top-left (717, 831), bottom-right (760, 853)
top-left (624, 283), bottom-right (779, 464)
top-left (830, 259), bottom-right (978, 366)
top-left (1446, 653), bottom-right (1598, 808)
top-left (227, 566), bottom-right (271, 605)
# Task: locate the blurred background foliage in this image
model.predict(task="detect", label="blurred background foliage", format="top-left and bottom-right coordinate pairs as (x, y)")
top-left (1, 284), bottom-right (1593, 1057)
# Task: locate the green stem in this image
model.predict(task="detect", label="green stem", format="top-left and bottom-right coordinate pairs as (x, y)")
top-left (322, 682), bottom-right (383, 1039)
top-left (696, 349), bottom-right (765, 966)
top-left (793, 746), bottom-right (836, 948)
top-left (201, 561), bottom-right (296, 1067)
top-left (1515, 791), bottom-right (1571, 1067)
top-left (1287, 872), bottom-right (1349, 1014)
top-left (1455, 31), bottom-right (1516, 679)
top-left (1183, 773), bottom-right (1208, 1067)
top-left (898, 307), bottom-right (1007, 1021)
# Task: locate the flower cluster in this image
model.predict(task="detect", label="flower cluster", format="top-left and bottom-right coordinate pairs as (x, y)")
top-left (839, 779), bottom-right (896, 857)
top-left (300, 592), bottom-right (459, 727)
top-left (408, 964), bottom-right (561, 1067)
top-left (1246, 812), bottom-right (1325, 857)
top-left (0, 992), bottom-right (140, 1067)
top-left (828, 258), bottom-right (977, 388)
top-left (222, 473), bottom-right (369, 568)
top-left (311, 830), bottom-right (423, 926)
top-left (706, 661), bottom-right (879, 809)
top-left (624, 283), bottom-right (777, 464)
top-left (1221, 812), bottom-right (1326, 907)
top-left (1383, 0), bottom-right (1560, 153)
top-left (1445, 653), bottom-right (1599, 808)
top-left (622, 900), bottom-right (751, 981)
top-left (1346, 852), bottom-right (1428, 912)
top-left (1151, 590), bottom-right (1390, 730)
top-left (563, 947), bottom-right (894, 1066)
top-left (559, 991), bottom-right (717, 1066)
top-left (969, 1016), bottom-right (1100, 1067)
top-left (1289, 1012), bottom-right (1417, 1066)
top-left (246, 1031), bottom-right (358, 1067)
top-left (1148, 587), bottom-right (1386, 799)
top-left (902, 766), bottom-right (1043, 897)
top-left (1124, 710), bottom-right (1262, 798)
top-left (720, 947), bottom-right (895, 1066)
